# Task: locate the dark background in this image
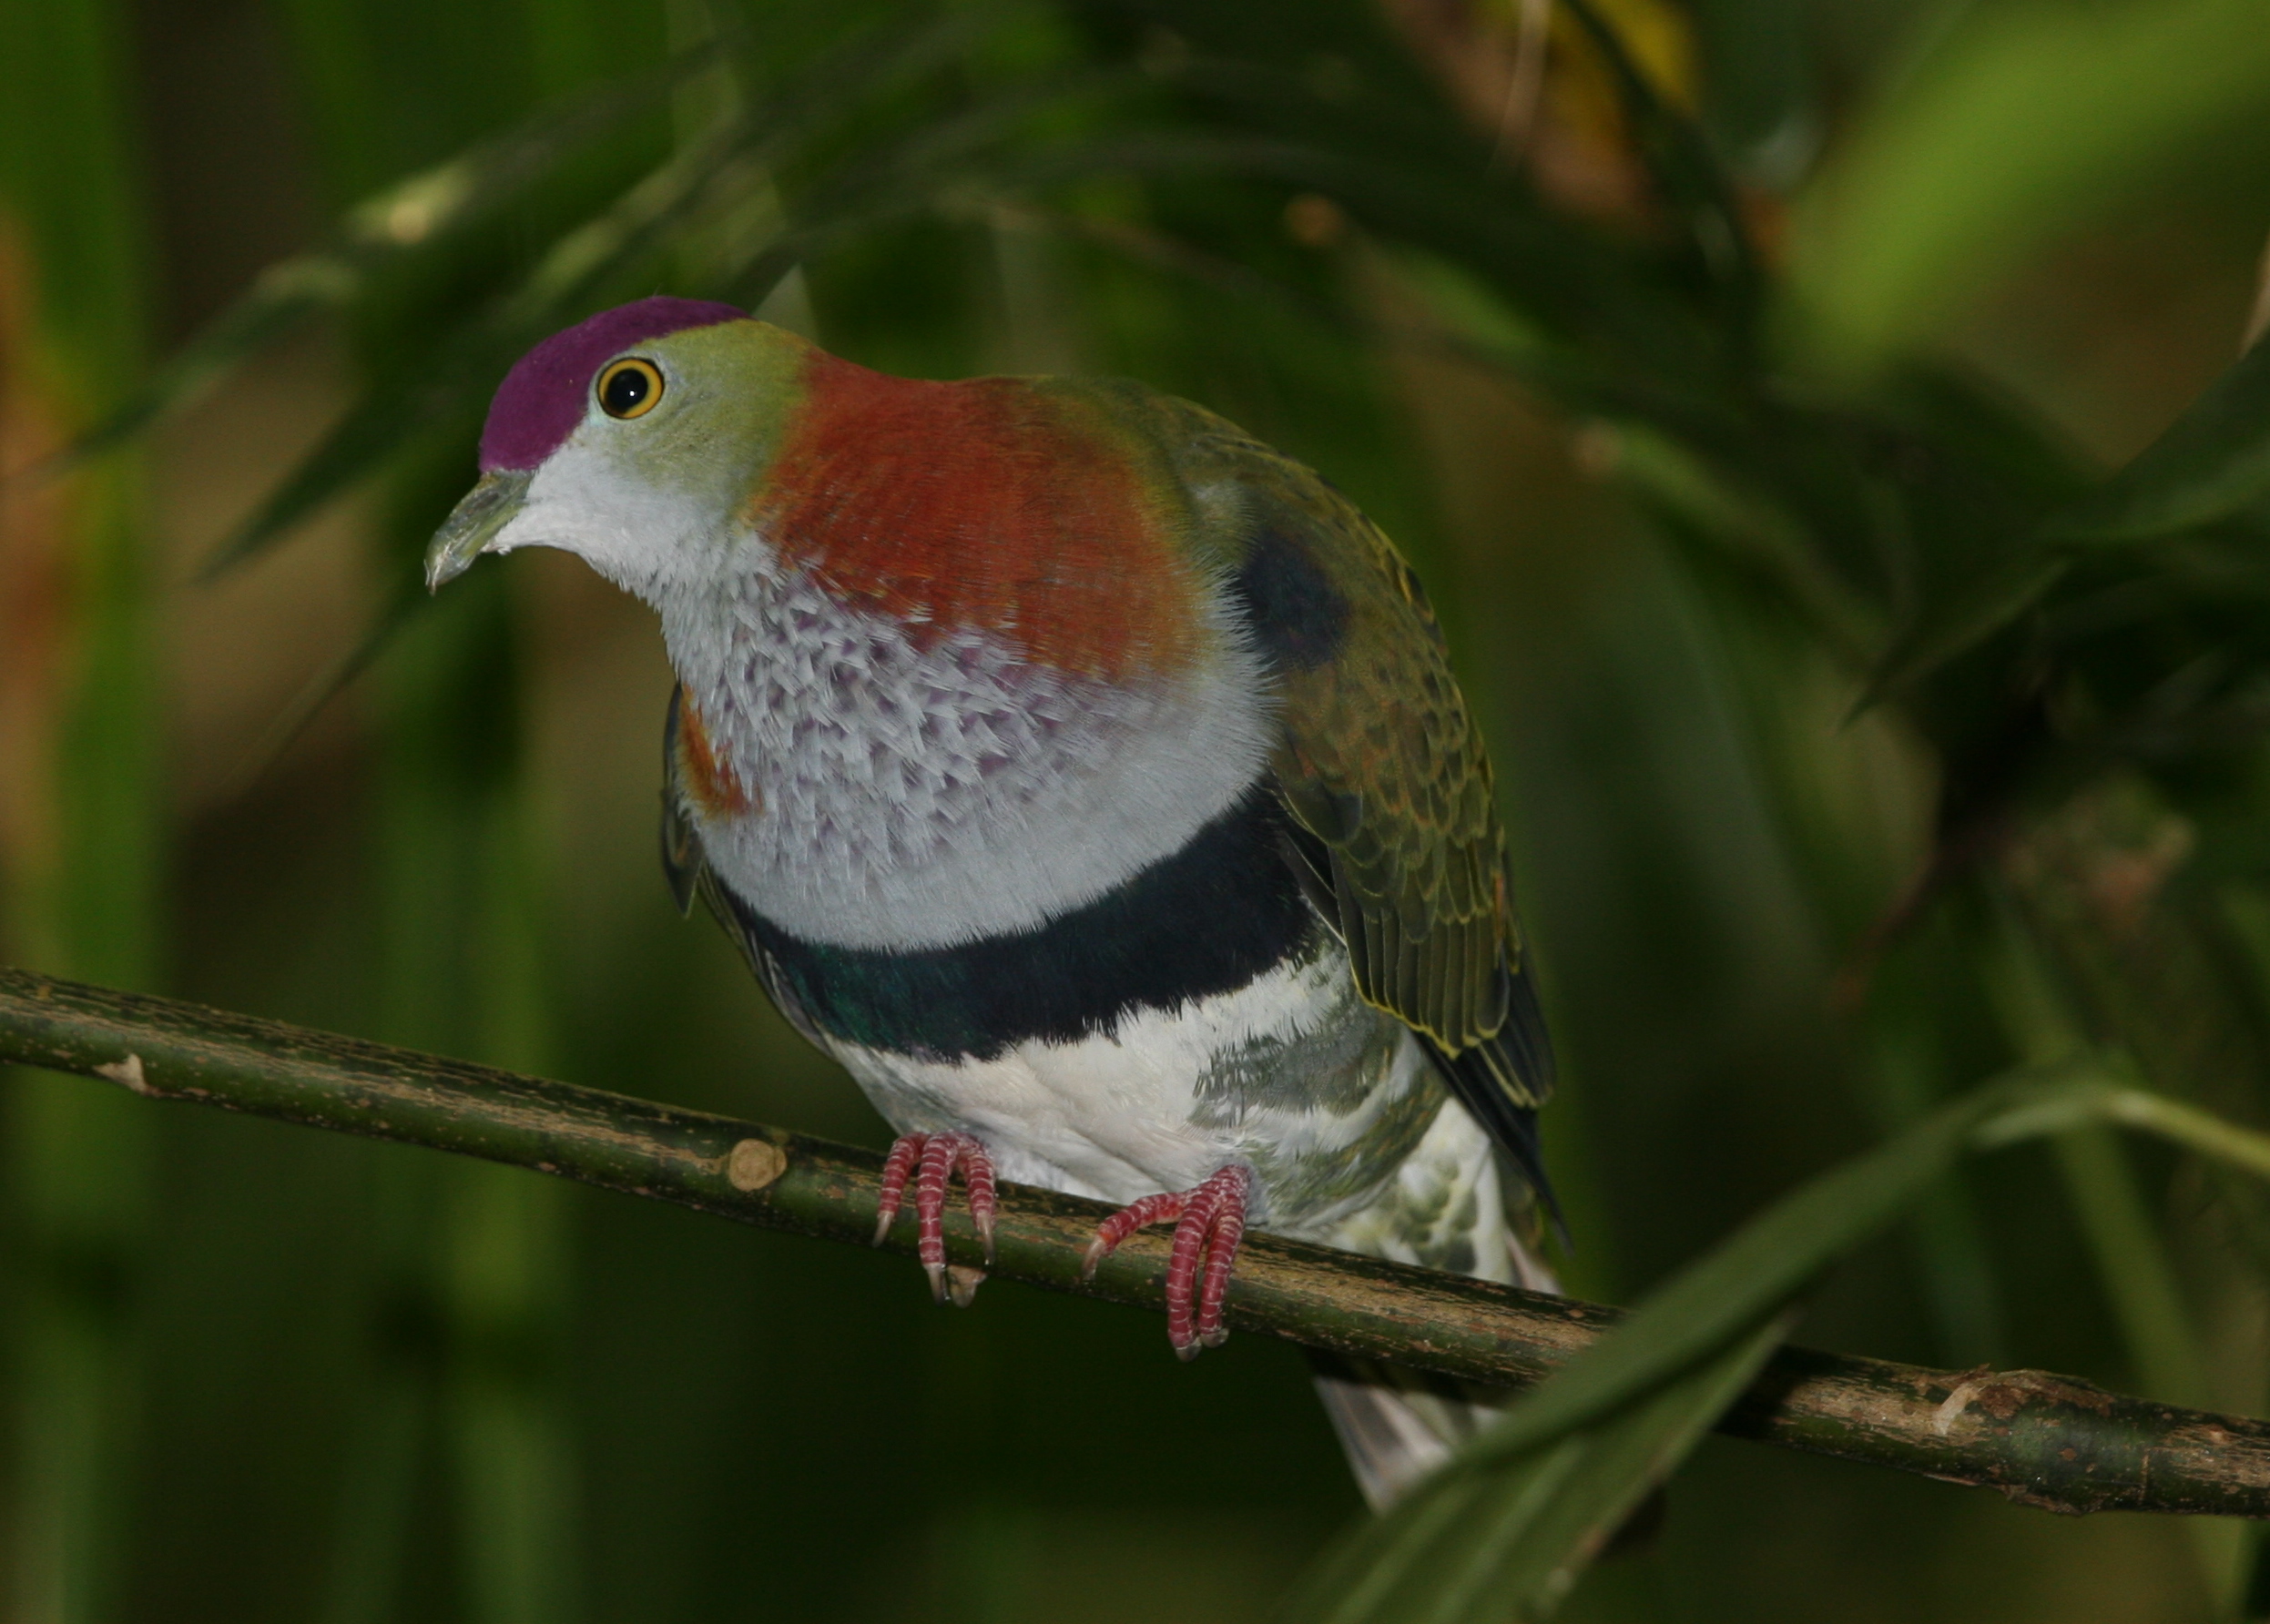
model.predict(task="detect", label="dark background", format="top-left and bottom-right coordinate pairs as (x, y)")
top-left (4, 0), bottom-right (2270, 1618)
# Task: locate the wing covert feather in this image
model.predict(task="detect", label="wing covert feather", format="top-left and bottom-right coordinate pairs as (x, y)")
top-left (1114, 385), bottom-right (1558, 1142)
top-left (660, 376), bottom-right (1558, 1222)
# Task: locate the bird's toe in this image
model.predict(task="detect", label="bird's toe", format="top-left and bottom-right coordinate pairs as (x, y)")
top-left (874, 1131), bottom-right (998, 1305)
top-left (1088, 1164), bottom-right (1253, 1357)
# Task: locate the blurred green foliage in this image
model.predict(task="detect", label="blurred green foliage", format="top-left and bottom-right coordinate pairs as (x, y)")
top-left (5, 0), bottom-right (2270, 1618)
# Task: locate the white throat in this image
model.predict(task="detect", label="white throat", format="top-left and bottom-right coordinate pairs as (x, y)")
top-left (657, 542), bottom-right (1278, 951)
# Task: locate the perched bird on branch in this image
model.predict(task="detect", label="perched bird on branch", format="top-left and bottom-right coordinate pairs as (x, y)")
top-left (426, 296), bottom-right (1561, 1505)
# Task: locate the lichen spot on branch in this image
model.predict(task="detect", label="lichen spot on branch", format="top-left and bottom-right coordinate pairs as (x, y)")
top-left (94, 1053), bottom-right (151, 1094)
top-left (727, 1137), bottom-right (787, 1192)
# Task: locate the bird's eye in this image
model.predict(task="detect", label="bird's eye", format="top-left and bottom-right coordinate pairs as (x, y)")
top-left (597, 358), bottom-right (663, 420)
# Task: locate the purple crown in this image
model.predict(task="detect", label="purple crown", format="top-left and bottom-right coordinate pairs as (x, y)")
top-left (479, 297), bottom-right (748, 472)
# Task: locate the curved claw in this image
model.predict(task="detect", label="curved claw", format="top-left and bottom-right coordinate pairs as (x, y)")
top-left (874, 1135), bottom-right (927, 1246)
top-left (1082, 1191), bottom-right (1186, 1281)
top-left (1196, 1182), bottom-right (1247, 1350)
top-left (873, 1132), bottom-right (998, 1304)
top-left (1087, 1165), bottom-right (1253, 1357)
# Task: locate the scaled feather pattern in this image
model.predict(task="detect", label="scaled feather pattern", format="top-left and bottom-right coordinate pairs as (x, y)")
top-left (430, 297), bottom-right (1562, 1505)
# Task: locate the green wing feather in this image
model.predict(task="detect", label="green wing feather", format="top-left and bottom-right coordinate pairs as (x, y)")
top-left (1107, 384), bottom-right (1557, 1191)
top-left (659, 375), bottom-right (1556, 1212)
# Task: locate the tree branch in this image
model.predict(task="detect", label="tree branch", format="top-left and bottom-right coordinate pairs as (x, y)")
top-left (3, 966), bottom-right (2265, 1518)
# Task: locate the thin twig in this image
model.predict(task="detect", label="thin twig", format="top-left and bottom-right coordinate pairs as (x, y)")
top-left (2, 967), bottom-right (2266, 1518)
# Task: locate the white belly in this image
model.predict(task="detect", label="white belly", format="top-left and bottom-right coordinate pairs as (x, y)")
top-left (820, 939), bottom-right (1467, 1241)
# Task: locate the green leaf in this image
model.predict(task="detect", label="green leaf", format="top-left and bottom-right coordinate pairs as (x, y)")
top-left (1454, 1311), bottom-right (1799, 1620)
top-left (1287, 1058), bottom-right (2270, 1620)
top-left (2050, 1124), bottom-right (2214, 1410)
top-left (1972, 1080), bottom-right (2270, 1185)
top-left (1555, 0), bottom-right (1763, 320)
top-left (195, 13), bottom-right (1013, 580)
top-left (0, 7), bottom-right (163, 1623)
top-left (2046, 338), bottom-right (2270, 542)
top-left (1854, 549), bottom-right (2071, 710)
top-left (1604, 422), bottom-right (1882, 665)
top-left (1459, 1079), bottom-right (2026, 1472)
top-left (195, 366), bottom-right (468, 581)
top-left (1286, 1312), bottom-right (1797, 1624)
top-left (217, 586), bottom-right (429, 803)
top-left (49, 46), bottom-right (710, 472)
top-left (1788, 0), bottom-right (2270, 374)
top-left (1283, 1070), bottom-right (2075, 1623)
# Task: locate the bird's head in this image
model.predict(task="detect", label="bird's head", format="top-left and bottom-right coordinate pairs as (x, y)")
top-left (429, 296), bottom-right (1229, 695)
top-left (422, 297), bottom-right (1283, 948)
top-left (425, 297), bottom-right (809, 602)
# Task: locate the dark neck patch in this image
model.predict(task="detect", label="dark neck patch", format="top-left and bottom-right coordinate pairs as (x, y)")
top-left (713, 785), bottom-right (1317, 1060)
top-left (1230, 527), bottom-right (1349, 672)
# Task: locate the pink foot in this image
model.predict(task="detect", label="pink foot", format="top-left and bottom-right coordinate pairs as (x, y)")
top-left (873, 1132), bottom-right (998, 1304)
top-left (1081, 1165), bottom-right (1253, 1360)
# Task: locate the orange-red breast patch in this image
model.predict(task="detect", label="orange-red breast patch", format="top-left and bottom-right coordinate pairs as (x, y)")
top-left (752, 353), bottom-right (1200, 681)
top-left (677, 689), bottom-right (758, 817)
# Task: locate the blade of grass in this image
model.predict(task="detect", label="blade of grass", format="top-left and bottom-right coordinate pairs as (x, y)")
top-left (1455, 1312), bottom-right (1797, 1622)
top-left (1853, 548), bottom-right (2070, 713)
top-left (372, 553), bottom-right (573, 1621)
top-left (1863, 1012), bottom-right (2006, 1366)
top-left (1302, 1312), bottom-right (1794, 1624)
top-left (2056, 1123), bottom-right (2247, 1605)
top-left (216, 588), bottom-right (428, 801)
top-left (1980, 908), bottom-right (2243, 1605)
top-left (198, 12), bottom-right (1008, 583)
top-left (1282, 1057), bottom-right (2255, 1621)
top-left (0, 4), bottom-right (162, 1622)
top-left (1978, 919), bottom-right (2217, 1396)
top-left (1301, 1019), bottom-right (2270, 1619)
top-left (2048, 336), bottom-right (2270, 543)
top-left (1451, 1071), bottom-right (2041, 1472)
top-left (1296, 1085), bottom-right (1993, 1619)
top-left (2051, 1125), bottom-right (2213, 1407)
top-left (1600, 421), bottom-right (1882, 666)
top-left (39, 44), bottom-right (723, 474)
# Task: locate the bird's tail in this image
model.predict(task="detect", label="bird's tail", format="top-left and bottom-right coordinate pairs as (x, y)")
top-left (1310, 1226), bottom-right (1558, 1509)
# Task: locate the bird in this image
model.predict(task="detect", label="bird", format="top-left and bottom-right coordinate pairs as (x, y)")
top-left (425, 294), bottom-right (1561, 1507)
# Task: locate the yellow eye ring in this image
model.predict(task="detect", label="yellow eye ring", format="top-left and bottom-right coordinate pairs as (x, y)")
top-left (596, 357), bottom-right (663, 420)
